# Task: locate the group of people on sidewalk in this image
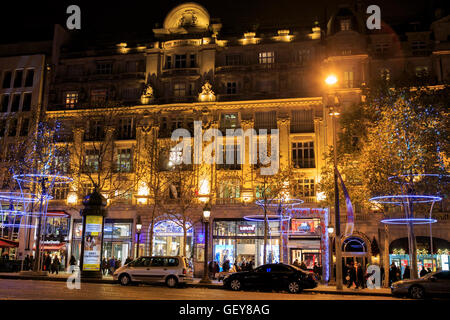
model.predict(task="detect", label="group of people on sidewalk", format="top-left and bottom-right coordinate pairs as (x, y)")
top-left (293, 259), bottom-right (323, 280)
top-left (388, 262), bottom-right (435, 285)
top-left (101, 256), bottom-right (133, 275)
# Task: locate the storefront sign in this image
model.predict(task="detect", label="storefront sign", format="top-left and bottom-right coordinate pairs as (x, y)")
top-left (82, 216), bottom-right (103, 271)
top-left (290, 219), bottom-right (320, 236)
top-left (238, 225), bottom-right (256, 233)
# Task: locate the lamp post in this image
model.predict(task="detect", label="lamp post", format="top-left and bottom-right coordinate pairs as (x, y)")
top-left (327, 226), bottom-right (334, 283)
top-left (135, 216), bottom-right (142, 259)
top-left (200, 202), bottom-right (212, 284)
top-left (325, 74), bottom-right (343, 290)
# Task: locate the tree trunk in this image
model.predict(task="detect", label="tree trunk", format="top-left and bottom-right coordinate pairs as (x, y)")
top-left (263, 206), bottom-right (267, 264)
top-left (183, 225), bottom-right (187, 257)
top-left (383, 224), bottom-right (390, 287)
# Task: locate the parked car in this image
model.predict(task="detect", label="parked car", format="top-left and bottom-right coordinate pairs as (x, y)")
top-left (113, 256), bottom-right (193, 288)
top-left (391, 270), bottom-right (450, 299)
top-left (223, 263), bottom-right (318, 294)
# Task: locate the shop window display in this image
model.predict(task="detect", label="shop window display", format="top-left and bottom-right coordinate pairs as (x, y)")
top-left (213, 219), bottom-right (281, 270)
top-left (152, 220), bottom-right (193, 258)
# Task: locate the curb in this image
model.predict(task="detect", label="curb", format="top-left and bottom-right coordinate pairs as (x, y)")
top-left (0, 274), bottom-right (392, 297)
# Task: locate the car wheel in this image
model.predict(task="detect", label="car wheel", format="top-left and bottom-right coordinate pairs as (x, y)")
top-left (409, 285), bottom-right (425, 299)
top-left (119, 274), bottom-right (132, 286)
top-left (287, 281), bottom-right (302, 294)
top-left (166, 276), bottom-right (178, 288)
top-left (229, 279), bottom-right (242, 291)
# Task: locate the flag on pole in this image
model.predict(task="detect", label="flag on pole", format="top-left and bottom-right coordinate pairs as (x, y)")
top-left (335, 167), bottom-right (354, 236)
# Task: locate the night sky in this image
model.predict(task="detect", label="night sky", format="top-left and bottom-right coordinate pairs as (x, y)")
top-left (0, 0), bottom-right (447, 43)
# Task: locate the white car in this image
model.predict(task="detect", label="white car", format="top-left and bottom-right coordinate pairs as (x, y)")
top-left (113, 256), bottom-right (193, 288)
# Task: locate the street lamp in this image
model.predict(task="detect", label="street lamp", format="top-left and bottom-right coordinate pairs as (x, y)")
top-left (135, 216), bottom-right (142, 259)
top-left (200, 202), bottom-right (212, 284)
top-left (325, 74), bottom-right (343, 291)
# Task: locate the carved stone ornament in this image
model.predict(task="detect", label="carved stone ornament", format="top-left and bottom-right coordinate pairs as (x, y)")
top-left (198, 81), bottom-right (216, 102)
top-left (178, 10), bottom-right (198, 28)
top-left (141, 84), bottom-right (154, 105)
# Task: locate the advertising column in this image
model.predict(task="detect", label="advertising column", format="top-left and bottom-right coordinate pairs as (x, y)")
top-left (79, 190), bottom-right (107, 279)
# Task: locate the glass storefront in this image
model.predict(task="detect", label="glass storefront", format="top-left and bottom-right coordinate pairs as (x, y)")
top-left (152, 220), bottom-right (193, 258)
top-left (71, 219), bottom-right (132, 264)
top-left (42, 212), bottom-right (71, 269)
top-left (213, 219), bottom-right (280, 270)
top-left (390, 254), bottom-right (450, 276)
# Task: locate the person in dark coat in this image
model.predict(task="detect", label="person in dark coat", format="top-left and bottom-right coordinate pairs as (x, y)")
top-left (347, 263), bottom-right (356, 288)
top-left (355, 263), bottom-right (364, 288)
top-left (299, 261), bottom-right (307, 270)
top-left (222, 260), bottom-right (230, 272)
top-left (51, 256), bottom-right (60, 274)
top-left (313, 263), bottom-right (321, 280)
top-left (403, 265), bottom-right (410, 279)
top-left (208, 260), bottom-right (215, 279)
top-left (108, 257), bottom-right (116, 275)
top-left (44, 253), bottom-right (52, 272)
top-left (125, 256), bottom-right (133, 265)
top-left (23, 255), bottom-right (30, 271)
top-left (419, 267), bottom-right (427, 277)
top-left (389, 263), bottom-right (399, 285)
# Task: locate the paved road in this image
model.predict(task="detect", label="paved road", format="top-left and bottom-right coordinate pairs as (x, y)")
top-left (0, 279), bottom-right (405, 300)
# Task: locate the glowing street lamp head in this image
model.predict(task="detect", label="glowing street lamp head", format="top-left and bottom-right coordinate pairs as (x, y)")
top-left (325, 75), bottom-right (338, 86)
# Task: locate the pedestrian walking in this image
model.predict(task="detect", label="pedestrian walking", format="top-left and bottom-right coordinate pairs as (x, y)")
top-left (389, 263), bottom-right (399, 285)
top-left (100, 258), bottom-right (107, 275)
top-left (299, 261), bottom-right (307, 270)
top-left (44, 253), bottom-right (52, 272)
top-left (403, 265), bottom-right (410, 279)
top-left (108, 257), bottom-right (116, 275)
top-left (125, 256), bottom-right (132, 265)
top-left (52, 255), bottom-right (60, 274)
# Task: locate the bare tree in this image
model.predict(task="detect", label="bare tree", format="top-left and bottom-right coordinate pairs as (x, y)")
top-left (58, 106), bottom-right (144, 202)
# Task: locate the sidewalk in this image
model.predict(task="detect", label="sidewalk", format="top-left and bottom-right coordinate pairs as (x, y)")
top-left (0, 272), bottom-right (392, 297)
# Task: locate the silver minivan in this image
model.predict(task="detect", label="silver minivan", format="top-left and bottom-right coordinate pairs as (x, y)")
top-left (113, 256), bottom-right (193, 288)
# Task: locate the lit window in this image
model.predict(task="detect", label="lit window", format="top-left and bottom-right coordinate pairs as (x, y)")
top-left (294, 178), bottom-right (315, 197)
top-left (85, 149), bottom-right (99, 172)
top-left (344, 71), bottom-right (354, 88)
top-left (415, 66), bottom-right (428, 77)
top-left (340, 19), bottom-right (351, 31)
top-left (116, 148), bottom-right (132, 172)
top-left (292, 142), bottom-right (315, 168)
top-left (220, 113), bottom-right (239, 129)
top-left (65, 92), bottom-right (78, 108)
top-left (259, 51), bottom-right (275, 64)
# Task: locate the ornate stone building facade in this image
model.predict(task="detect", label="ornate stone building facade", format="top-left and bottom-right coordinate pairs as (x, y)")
top-left (4, 3), bottom-right (449, 277)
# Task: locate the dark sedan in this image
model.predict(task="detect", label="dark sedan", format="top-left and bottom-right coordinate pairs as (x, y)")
top-left (391, 270), bottom-right (450, 299)
top-left (223, 263), bottom-right (318, 294)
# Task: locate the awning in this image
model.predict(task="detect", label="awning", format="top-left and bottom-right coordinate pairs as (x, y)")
top-left (0, 238), bottom-right (19, 248)
top-left (33, 243), bottom-right (66, 251)
top-left (46, 210), bottom-right (70, 218)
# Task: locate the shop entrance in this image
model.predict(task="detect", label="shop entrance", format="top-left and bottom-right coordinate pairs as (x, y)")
top-left (341, 236), bottom-right (369, 270)
top-left (290, 248), bottom-right (321, 270)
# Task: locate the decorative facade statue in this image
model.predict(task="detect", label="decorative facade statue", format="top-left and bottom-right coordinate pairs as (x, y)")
top-left (198, 81), bottom-right (216, 102)
top-left (141, 84), bottom-right (154, 105)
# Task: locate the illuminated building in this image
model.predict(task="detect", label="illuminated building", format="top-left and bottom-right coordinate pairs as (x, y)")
top-left (2, 3), bottom-right (449, 277)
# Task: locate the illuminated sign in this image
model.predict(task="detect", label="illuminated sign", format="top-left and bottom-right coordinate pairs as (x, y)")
top-left (238, 225), bottom-right (256, 233)
top-left (82, 216), bottom-right (103, 271)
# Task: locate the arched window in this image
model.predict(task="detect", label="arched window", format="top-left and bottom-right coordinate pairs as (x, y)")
top-left (342, 237), bottom-right (367, 253)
